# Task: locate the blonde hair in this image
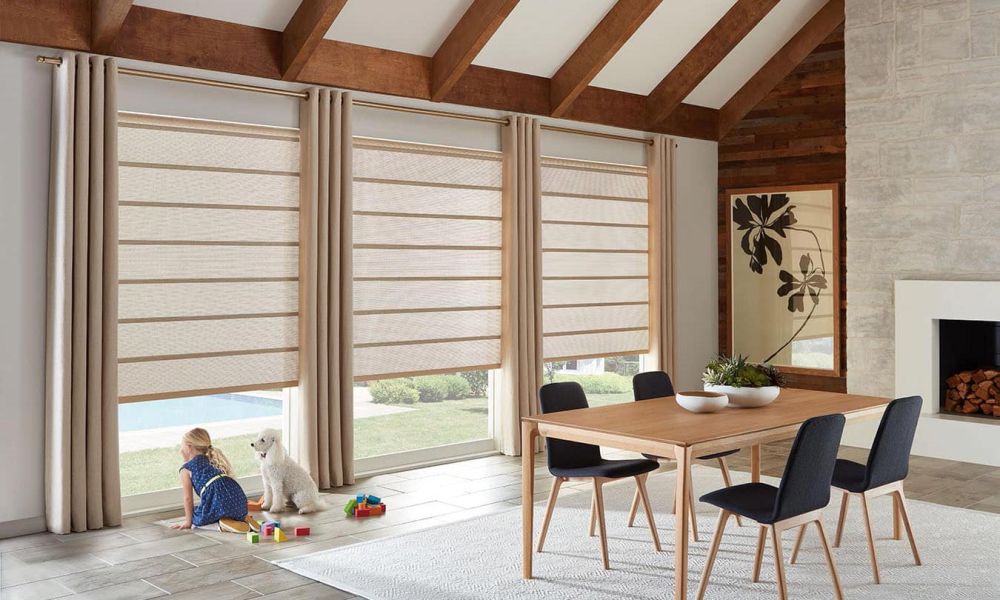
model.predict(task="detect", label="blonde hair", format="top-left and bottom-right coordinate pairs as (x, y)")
top-left (182, 428), bottom-right (234, 476)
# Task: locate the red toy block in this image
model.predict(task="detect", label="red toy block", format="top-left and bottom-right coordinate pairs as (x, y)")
top-left (262, 524), bottom-right (274, 537)
top-left (294, 526), bottom-right (310, 536)
top-left (355, 507), bottom-right (371, 517)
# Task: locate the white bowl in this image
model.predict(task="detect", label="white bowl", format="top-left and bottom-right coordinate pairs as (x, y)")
top-left (703, 385), bottom-right (780, 408)
top-left (675, 391), bottom-right (729, 413)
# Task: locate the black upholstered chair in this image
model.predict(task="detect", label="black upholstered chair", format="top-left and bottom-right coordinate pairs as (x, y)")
top-left (626, 371), bottom-right (743, 540)
top-left (535, 381), bottom-right (662, 569)
top-left (697, 414), bottom-right (847, 600)
top-left (790, 396), bottom-right (923, 583)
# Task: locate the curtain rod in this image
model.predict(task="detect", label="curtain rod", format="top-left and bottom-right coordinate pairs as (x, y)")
top-left (37, 55), bottom-right (655, 145)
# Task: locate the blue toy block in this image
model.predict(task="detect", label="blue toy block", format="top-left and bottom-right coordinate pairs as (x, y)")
top-left (263, 520), bottom-right (281, 530)
top-left (366, 495), bottom-right (381, 505)
top-left (356, 494), bottom-right (365, 503)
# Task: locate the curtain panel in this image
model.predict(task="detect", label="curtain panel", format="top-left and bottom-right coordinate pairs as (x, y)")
top-left (498, 116), bottom-right (543, 456)
top-left (45, 53), bottom-right (122, 534)
top-left (648, 135), bottom-right (676, 377)
top-left (297, 88), bottom-right (354, 488)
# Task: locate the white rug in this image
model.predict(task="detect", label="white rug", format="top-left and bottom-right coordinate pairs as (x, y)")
top-left (275, 466), bottom-right (999, 600)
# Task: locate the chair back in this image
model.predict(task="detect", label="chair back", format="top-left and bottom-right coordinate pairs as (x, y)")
top-left (772, 413), bottom-right (846, 523)
top-left (539, 382), bottom-right (602, 471)
top-left (632, 371), bottom-right (675, 401)
top-left (865, 396), bottom-right (922, 489)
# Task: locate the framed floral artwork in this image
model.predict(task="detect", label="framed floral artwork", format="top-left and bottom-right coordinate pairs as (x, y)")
top-left (725, 184), bottom-right (841, 376)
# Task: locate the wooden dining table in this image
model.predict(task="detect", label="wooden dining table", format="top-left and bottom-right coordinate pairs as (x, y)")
top-left (520, 387), bottom-right (891, 599)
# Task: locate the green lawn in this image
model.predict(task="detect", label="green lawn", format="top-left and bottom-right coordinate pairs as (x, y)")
top-left (119, 392), bottom-right (634, 495)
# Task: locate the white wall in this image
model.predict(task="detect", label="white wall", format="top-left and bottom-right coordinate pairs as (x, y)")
top-left (0, 41), bottom-right (718, 534)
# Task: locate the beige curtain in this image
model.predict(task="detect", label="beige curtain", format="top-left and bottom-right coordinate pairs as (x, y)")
top-left (648, 135), bottom-right (676, 376)
top-left (297, 88), bottom-right (354, 488)
top-left (499, 116), bottom-right (543, 456)
top-left (45, 54), bottom-right (122, 534)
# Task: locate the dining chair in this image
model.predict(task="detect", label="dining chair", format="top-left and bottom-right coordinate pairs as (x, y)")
top-left (536, 381), bottom-right (662, 569)
top-left (626, 371), bottom-right (742, 541)
top-left (789, 395), bottom-right (923, 584)
top-left (697, 414), bottom-right (847, 600)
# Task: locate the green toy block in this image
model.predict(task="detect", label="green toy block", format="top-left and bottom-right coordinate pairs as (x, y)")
top-left (344, 497), bottom-right (359, 515)
top-left (246, 532), bottom-right (260, 544)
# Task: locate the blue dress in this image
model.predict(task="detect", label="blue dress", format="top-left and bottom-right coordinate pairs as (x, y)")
top-left (182, 454), bottom-right (248, 526)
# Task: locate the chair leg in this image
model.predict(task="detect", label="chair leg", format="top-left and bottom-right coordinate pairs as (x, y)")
top-left (815, 519), bottom-right (845, 600)
top-left (859, 491), bottom-right (881, 584)
top-left (696, 510), bottom-right (730, 600)
top-left (752, 525), bottom-right (767, 583)
top-left (717, 457), bottom-right (743, 527)
top-left (894, 489), bottom-right (922, 566)
top-left (635, 474), bottom-right (661, 552)
top-left (592, 479), bottom-right (610, 570)
top-left (770, 525), bottom-right (788, 600)
top-left (834, 491), bottom-right (849, 548)
top-left (589, 493), bottom-right (597, 537)
top-left (789, 523), bottom-right (808, 564)
top-left (626, 487), bottom-right (641, 528)
top-left (892, 492), bottom-right (902, 540)
top-left (536, 477), bottom-right (563, 553)
top-left (686, 465), bottom-right (700, 542)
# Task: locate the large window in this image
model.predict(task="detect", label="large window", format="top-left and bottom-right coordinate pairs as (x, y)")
top-left (543, 355), bottom-right (644, 407)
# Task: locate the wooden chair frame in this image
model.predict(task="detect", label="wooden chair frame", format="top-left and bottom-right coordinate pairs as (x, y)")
top-left (789, 480), bottom-right (921, 584)
top-left (536, 473), bottom-right (661, 570)
top-left (698, 508), bottom-right (843, 600)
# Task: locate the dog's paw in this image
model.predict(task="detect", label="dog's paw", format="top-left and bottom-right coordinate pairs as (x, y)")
top-left (266, 504), bottom-right (285, 513)
top-left (298, 504), bottom-right (317, 515)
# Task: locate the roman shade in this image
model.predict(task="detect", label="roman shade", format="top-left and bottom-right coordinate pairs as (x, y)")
top-left (116, 112), bottom-right (301, 402)
top-left (540, 157), bottom-right (651, 361)
top-left (352, 137), bottom-right (503, 380)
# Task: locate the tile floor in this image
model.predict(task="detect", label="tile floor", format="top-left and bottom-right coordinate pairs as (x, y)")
top-left (2, 442), bottom-right (999, 599)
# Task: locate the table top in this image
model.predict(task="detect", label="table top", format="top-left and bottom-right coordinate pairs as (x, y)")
top-left (523, 388), bottom-right (891, 447)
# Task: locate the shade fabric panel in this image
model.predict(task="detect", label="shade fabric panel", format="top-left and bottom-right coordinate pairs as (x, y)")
top-left (541, 156), bottom-right (650, 360)
top-left (353, 137), bottom-right (502, 380)
top-left (117, 112), bottom-right (300, 401)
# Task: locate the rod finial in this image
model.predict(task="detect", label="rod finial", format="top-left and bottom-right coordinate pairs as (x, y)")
top-left (37, 56), bottom-right (63, 65)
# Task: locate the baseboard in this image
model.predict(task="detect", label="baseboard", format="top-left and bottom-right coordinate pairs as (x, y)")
top-left (0, 516), bottom-right (46, 539)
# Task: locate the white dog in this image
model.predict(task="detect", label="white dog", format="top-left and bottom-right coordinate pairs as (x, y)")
top-left (251, 429), bottom-right (323, 514)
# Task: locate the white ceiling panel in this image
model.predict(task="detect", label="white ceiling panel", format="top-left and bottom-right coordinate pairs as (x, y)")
top-left (134, 0), bottom-right (301, 31)
top-left (325, 0), bottom-right (474, 56)
top-left (589, 0), bottom-right (737, 96)
top-left (684, 0), bottom-right (828, 109)
top-left (473, 0), bottom-right (616, 78)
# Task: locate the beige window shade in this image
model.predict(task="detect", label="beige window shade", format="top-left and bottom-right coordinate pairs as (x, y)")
top-left (117, 112), bottom-right (300, 402)
top-left (541, 157), bottom-right (651, 362)
top-left (352, 137), bottom-right (502, 380)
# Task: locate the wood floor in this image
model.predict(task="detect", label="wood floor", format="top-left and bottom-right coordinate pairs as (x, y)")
top-left (2, 442), bottom-right (999, 599)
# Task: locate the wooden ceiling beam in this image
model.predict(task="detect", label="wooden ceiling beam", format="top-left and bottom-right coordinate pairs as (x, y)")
top-left (91, 0), bottom-right (134, 53)
top-left (281, 0), bottom-right (349, 81)
top-left (718, 0), bottom-right (845, 138)
top-left (430, 0), bottom-right (519, 101)
top-left (550, 0), bottom-right (661, 118)
top-left (645, 0), bottom-right (779, 128)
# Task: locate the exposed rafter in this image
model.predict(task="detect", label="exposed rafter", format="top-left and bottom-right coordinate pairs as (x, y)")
top-left (645, 0), bottom-right (779, 128)
top-left (430, 0), bottom-right (519, 101)
top-left (281, 0), bottom-right (349, 81)
top-left (91, 0), bottom-right (134, 53)
top-left (718, 0), bottom-right (845, 138)
top-left (550, 0), bottom-right (661, 118)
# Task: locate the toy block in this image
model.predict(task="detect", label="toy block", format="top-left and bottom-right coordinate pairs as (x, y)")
top-left (366, 495), bottom-right (381, 505)
top-left (262, 520), bottom-right (281, 529)
top-left (355, 507), bottom-right (371, 517)
top-left (379, 502), bottom-right (386, 513)
top-left (356, 494), bottom-right (365, 503)
top-left (368, 505), bottom-right (383, 516)
top-left (247, 496), bottom-right (264, 512)
top-left (273, 527), bottom-right (288, 542)
top-left (246, 532), bottom-right (260, 544)
top-left (262, 525), bottom-right (274, 537)
top-left (344, 498), bottom-right (359, 515)
top-left (294, 526), bottom-right (310, 537)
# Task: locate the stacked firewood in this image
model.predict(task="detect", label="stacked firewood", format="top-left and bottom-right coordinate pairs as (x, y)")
top-left (944, 369), bottom-right (1000, 417)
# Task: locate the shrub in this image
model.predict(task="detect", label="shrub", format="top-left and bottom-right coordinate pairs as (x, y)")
top-left (553, 372), bottom-right (631, 394)
top-left (369, 379), bottom-right (418, 404)
top-left (441, 374), bottom-right (471, 399)
top-left (459, 371), bottom-right (488, 396)
top-left (413, 375), bottom-right (450, 402)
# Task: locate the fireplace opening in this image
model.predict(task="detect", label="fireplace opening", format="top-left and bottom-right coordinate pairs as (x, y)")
top-left (940, 319), bottom-right (1000, 419)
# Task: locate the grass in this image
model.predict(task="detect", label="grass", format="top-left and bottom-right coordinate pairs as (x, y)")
top-left (119, 392), bottom-right (634, 496)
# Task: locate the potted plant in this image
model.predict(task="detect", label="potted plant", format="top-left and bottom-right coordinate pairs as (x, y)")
top-left (702, 355), bottom-right (783, 408)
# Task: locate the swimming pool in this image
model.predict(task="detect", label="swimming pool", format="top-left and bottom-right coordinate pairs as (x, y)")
top-left (118, 393), bottom-right (283, 432)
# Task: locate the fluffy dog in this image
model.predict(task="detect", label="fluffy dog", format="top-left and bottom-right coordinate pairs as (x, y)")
top-left (251, 429), bottom-right (323, 514)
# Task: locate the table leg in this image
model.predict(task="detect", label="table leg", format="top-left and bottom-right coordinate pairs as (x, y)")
top-left (750, 444), bottom-right (761, 483)
top-left (522, 421), bottom-right (538, 579)
top-left (674, 445), bottom-right (691, 599)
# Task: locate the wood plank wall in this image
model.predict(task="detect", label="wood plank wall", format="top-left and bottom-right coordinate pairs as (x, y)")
top-left (717, 26), bottom-right (846, 392)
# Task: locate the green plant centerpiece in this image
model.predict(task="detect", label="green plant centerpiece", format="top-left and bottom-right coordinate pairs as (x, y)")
top-left (702, 355), bottom-right (783, 408)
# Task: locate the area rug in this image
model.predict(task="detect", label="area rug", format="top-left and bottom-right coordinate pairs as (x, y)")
top-left (274, 465), bottom-right (999, 599)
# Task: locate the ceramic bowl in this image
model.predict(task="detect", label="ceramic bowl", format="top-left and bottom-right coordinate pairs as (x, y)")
top-left (675, 391), bottom-right (729, 413)
top-left (703, 385), bottom-right (780, 408)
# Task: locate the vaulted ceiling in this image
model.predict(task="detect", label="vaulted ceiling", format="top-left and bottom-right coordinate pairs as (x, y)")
top-left (1, 0), bottom-right (846, 141)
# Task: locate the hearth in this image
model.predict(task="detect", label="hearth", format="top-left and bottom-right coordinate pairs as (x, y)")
top-left (939, 319), bottom-right (1000, 419)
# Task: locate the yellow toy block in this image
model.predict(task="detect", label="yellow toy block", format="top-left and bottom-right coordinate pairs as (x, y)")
top-left (273, 527), bottom-right (288, 542)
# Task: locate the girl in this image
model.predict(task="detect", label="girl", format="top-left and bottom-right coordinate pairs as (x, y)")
top-left (171, 428), bottom-right (259, 533)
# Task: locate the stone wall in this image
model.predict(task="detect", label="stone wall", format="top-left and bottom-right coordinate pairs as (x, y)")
top-left (845, 0), bottom-right (1000, 396)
